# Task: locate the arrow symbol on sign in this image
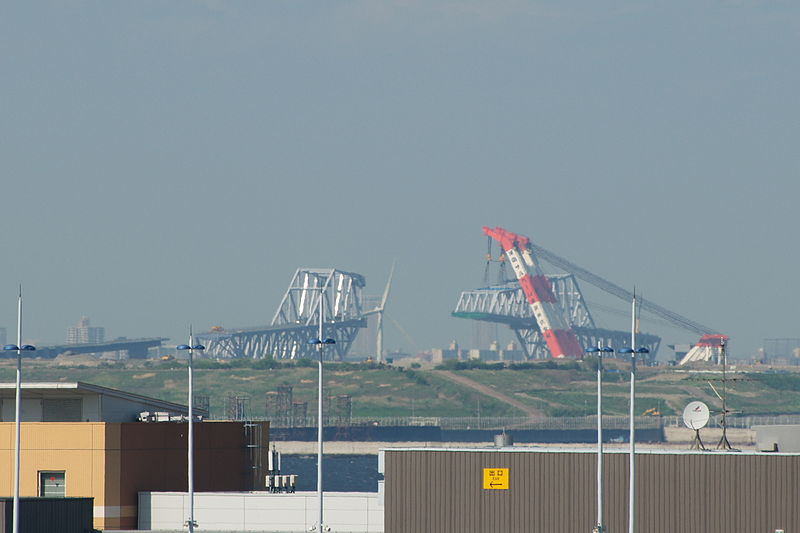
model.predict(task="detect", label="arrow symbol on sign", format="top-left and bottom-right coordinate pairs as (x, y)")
top-left (489, 482), bottom-right (503, 487)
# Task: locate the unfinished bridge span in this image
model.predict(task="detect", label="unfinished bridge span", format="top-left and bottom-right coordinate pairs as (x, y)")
top-left (197, 268), bottom-right (371, 360)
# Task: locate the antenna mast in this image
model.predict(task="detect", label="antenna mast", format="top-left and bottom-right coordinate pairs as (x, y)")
top-left (716, 339), bottom-right (733, 450)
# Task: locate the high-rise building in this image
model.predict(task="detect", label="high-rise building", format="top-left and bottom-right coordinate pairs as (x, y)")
top-left (0, 328), bottom-right (5, 347)
top-left (67, 317), bottom-right (105, 345)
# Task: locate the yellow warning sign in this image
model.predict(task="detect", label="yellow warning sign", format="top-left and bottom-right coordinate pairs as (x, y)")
top-left (483, 468), bottom-right (509, 490)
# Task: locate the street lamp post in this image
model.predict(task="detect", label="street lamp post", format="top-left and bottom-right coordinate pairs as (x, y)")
top-left (619, 295), bottom-right (650, 533)
top-left (585, 344), bottom-right (613, 533)
top-left (3, 288), bottom-right (35, 533)
top-left (308, 294), bottom-right (335, 533)
top-left (177, 332), bottom-right (205, 533)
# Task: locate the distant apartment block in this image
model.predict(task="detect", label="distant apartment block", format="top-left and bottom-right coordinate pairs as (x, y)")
top-left (67, 316), bottom-right (105, 344)
top-left (466, 341), bottom-right (525, 362)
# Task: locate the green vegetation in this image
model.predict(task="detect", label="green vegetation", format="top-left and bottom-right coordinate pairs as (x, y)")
top-left (748, 371), bottom-right (800, 391)
top-left (435, 359), bottom-right (583, 371)
top-left (3, 358), bottom-right (800, 420)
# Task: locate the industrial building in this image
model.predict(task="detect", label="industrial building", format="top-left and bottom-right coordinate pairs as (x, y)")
top-left (0, 382), bottom-right (268, 530)
top-left (382, 447), bottom-right (800, 533)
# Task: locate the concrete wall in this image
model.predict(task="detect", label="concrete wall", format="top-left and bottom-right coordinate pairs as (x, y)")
top-left (754, 424), bottom-right (800, 452)
top-left (139, 491), bottom-right (384, 532)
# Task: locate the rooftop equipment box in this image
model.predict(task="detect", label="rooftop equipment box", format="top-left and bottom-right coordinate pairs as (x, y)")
top-left (0, 497), bottom-right (93, 533)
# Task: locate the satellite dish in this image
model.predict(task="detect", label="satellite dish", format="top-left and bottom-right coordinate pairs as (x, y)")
top-left (683, 401), bottom-right (710, 430)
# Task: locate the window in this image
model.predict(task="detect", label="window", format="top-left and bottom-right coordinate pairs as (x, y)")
top-left (39, 471), bottom-right (66, 497)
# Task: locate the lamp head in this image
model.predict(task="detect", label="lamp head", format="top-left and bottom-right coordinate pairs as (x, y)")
top-left (3, 344), bottom-right (19, 351)
top-left (308, 338), bottom-right (322, 345)
top-left (323, 338), bottom-right (336, 345)
top-left (176, 344), bottom-right (191, 351)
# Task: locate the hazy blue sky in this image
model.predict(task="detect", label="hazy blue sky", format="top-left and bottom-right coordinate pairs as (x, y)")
top-left (1, 1), bottom-right (799, 359)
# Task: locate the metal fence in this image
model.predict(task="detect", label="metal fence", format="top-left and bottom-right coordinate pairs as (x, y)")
top-left (662, 413), bottom-right (800, 429)
top-left (257, 413), bottom-right (800, 430)
top-left (258, 415), bottom-right (663, 430)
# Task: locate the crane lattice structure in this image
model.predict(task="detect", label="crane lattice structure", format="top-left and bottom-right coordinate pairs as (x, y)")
top-left (482, 226), bottom-right (585, 358)
top-left (527, 243), bottom-right (718, 336)
top-left (197, 268), bottom-right (369, 359)
top-left (453, 225), bottom-right (712, 360)
top-left (453, 278), bottom-right (660, 360)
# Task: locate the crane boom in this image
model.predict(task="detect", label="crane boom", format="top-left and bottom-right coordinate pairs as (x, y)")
top-left (483, 226), bottom-right (584, 358)
top-left (528, 243), bottom-right (718, 336)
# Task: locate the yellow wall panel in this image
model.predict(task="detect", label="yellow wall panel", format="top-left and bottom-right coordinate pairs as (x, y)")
top-left (0, 420), bottom-right (261, 531)
top-left (23, 423), bottom-right (96, 449)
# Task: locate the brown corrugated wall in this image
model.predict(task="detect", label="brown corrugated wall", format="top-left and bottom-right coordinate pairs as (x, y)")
top-left (385, 449), bottom-right (800, 533)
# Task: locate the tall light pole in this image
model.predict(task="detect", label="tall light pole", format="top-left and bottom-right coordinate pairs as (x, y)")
top-left (3, 287), bottom-right (36, 533)
top-left (308, 292), bottom-right (335, 533)
top-left (585, 344), bottom-right (613, 533)
top-left (177, 330), bottom-right (205, 533)
top-left (619, 295), bottom-right (649, 533)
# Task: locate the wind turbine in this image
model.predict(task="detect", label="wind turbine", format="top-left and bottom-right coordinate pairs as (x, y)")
top-left (364, 264), bottom-right (394, 363)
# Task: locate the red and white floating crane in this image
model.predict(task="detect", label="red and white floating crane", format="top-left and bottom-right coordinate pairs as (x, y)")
top-left (483, 226), bottom-right (585, 358)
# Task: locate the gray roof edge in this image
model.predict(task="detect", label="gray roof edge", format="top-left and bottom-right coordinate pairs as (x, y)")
top-left (0, 381), bottom-right (208, 417)
top-left (379, 447), bottom-right (800, 456)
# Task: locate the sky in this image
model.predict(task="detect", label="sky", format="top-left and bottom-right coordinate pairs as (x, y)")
top-left (1, 1), bottom-right (799, 360)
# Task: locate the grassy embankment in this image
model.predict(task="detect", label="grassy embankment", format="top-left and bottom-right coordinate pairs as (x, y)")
top-left (2, 357), bottom-right (800, 420)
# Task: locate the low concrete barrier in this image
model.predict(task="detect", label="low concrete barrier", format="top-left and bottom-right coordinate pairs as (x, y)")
top-left (138, 491), bottom-right (383, 533)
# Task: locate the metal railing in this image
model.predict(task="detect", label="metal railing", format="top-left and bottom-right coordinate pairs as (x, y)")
top-left (260, 415), bottom-right (664, 430)
top-left (259, 413), bottom-right (800, 430)
top-left (662, 414), bottom-right (800, 429)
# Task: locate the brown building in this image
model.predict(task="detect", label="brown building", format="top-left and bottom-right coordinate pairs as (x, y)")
top-left (383, 447), bottom-right (800, 533)
top-left (0, 383), bottom-right (268, 530)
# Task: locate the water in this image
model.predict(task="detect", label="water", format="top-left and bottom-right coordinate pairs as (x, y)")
top-left (279, 454), bottom-right (379, 492)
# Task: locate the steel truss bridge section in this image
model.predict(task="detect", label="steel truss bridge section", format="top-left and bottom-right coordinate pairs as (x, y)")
top-left (513, 325), bottom-right (660, 362)
top-left (197, 268), bottom-right (368, 360)
top-left (453, 276), bottom-right (595, 330)
top-left (453, 280), bottom-right (660, 361)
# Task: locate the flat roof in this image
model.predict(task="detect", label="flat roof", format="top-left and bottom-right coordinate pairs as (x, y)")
top-left (380, 446), bottom-right (800, 456)
top-left (0, 381), bottom-right (205, 416)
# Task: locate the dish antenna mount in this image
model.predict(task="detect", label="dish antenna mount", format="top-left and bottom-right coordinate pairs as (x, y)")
top-left (682, 401), bottom-right (710, 450)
